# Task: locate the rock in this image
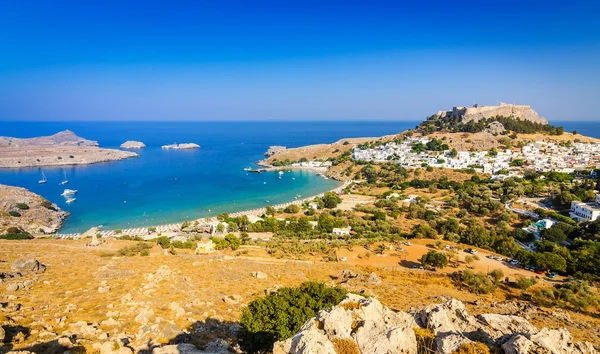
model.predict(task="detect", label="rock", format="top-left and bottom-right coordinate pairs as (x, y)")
top-left (222, 294), bottom-right (243, 305)
top-left (98, 285), bottom-right (111, 293)
top-left (0, 325), bottom-right (4, 343)
top-left (135, 308), bottom-right (155, 325)
top-left (69, 321), bottom-right (98, 338)
top-left (101, 341), bottom-right (134, 354)
top-left (274, 294), bottom-right (417, 354)
top-left (161, 143), bottom-right (200, 150)
top-left (120, 141), bottom-right (146, 149)
top-left (487, 121), bottom-right (506, 134)
top-left (339, 269), bottom-right (357, 280)
top-left (169, 302), bottom-right (185, 318)
top-left (477, 314), bottom-right (537, 342)
top-left (501, 328), bottom-right (598, 354)
top-left (6, 283), bottom-right (20, 291)
top-left (152, 343), bottom-right (204, 354)
top-left (366, 272), bottom-right (381, 286)
top-left (435, 333), bottom-right (473, 354)
top-left (251, 271), bottom-right (268, 279)
top-left (11, 258), bottom-right (46, 273)
top-left (420, 298), bottom-right (481, 336)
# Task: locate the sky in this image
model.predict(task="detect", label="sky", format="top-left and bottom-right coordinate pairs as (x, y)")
top-left (0, 0), bottom-right (599, 122)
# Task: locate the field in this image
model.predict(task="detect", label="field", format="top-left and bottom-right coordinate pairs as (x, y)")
top-left (1, 238), bottom-right (599, 352)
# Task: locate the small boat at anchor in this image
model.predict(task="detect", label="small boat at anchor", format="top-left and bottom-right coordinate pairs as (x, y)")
top-left (61, 189), bottom-right (78, 197)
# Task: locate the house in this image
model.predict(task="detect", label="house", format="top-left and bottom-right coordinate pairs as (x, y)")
top-left (308, 221), bottom-right (319, 229)
top-left (569, 201), bottom-right (600, 222)
top-left (246, 214), bottom-right (263, 224)
top-left (195, 239), bottom-right (215, 254)
top-left (386, 192), bottom-right (401, 200)
top-left (523, 218), bottom-right (556, 238)
top-left (332, 227), bottom-right (351, 236)
top-left (206, 221), bottom-right (228, 235)
top-left (309, 202), bottom-right (319, 210)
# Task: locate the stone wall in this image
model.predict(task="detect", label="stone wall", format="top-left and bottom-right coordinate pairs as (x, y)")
top-left (438, 103), bottom-right (548, 125)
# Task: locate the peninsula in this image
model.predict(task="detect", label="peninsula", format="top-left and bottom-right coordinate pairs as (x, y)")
top-left (0, 184), bottom-right (69, 234)
top-left (0, 130), bottom-right (138, 168)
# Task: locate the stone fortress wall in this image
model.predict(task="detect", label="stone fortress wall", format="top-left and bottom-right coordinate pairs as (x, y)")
top-left (436, 102), bottom-right (548, 125)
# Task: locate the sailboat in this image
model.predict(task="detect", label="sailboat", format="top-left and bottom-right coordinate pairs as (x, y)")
top-left (60, 170), bottom-right (69, 185)
top-left (38, 171), bottom-right (47, 184)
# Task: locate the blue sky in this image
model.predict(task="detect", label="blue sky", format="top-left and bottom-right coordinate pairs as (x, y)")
top-left (0, 0), bottom-right (599, 122)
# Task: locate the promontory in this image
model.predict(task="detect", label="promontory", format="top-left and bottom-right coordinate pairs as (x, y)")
top-left (0, 184), bottom-right (68, 234)
top-left (0, 130), bottom-right (138, 168)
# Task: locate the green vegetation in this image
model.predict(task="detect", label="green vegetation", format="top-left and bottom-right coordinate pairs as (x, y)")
top-left (211, 233), bottom-right (241, 250)
top-left (15, 203), bottom-right (30, 210)
top-left (239, 282), bottom-right (347, 353)
top-left (0, 228), bottom-right (33, 240)
top-left (101, 242), bottom-right (152, 257)
top-left (417, 114), bottom-right (564, 136)
top-left (8, 211), bottom-right (21, 217)
top-left (420, 251), bottom-right (448, 269)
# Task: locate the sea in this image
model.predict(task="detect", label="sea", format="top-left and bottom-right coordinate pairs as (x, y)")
top-left (0, 121), bottom-right (420, 233)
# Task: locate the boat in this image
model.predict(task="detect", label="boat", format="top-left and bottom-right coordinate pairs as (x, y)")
top-left (278, 171), bottom-right (283, 179)
top-left (61, 189), bottom-right (78, 197)
top-left (38, 171), bottom-right (47, 184)
top-left (60, 170), bottom-right (69, 185)
top-left (66, 197), bottom-right (76, 204)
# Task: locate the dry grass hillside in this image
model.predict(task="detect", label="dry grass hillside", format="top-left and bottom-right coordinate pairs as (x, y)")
top-left (1, 239), bottom-right (598, 352)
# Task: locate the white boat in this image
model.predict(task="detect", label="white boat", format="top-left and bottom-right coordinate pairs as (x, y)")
top-left (38, 171), bottom-right (47, 184)
top-left (60, 170), bottom-right (69, 185)
top-left (66, 197), bottom-right (76, 204)
top-left (61, 189), bottom-right (78, 197)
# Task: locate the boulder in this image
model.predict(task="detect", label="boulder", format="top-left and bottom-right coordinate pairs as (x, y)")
top-left (477, 313), bottom-right (537, 342)
top-left (251, 271), bottom-right (268, 279)
top-left (11, 258), bottom-right (46, 273)
top-left (0, 325), bottom-right (5, 343)
top-left (100, 341), bottom-right (134, 354)
top-left (435, 333), bottom-right (473, 354)
top-left (151, 343), bottom-right (205, 354)
top-left (274, 294), bottom-right (417, 354)
top-left (501, 328), bottom-right (598, 354)
top-left (420, 298), bottom-right (481, 336)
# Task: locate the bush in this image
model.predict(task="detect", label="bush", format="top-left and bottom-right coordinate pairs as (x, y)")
top-left (420, 251), bottom-right (448, 269)
top-left (116, 242), bottom-right (152, 256)
top-left (8, 211), bottom-right (21, 217)
top-left (284, 204), bottom-right (301, 214)
top-left (0, 232), bottom-right (33, 240)
top-left (516, 276), bottom-right (537, 290)
top-left (239, 282), bottom-right (347, 353)
top-left (456, 270), bottom-right (497, 294)
top-left (156, 236), bottom-right (171, 248)
top-left (15, 203), bottom-right (29, 210)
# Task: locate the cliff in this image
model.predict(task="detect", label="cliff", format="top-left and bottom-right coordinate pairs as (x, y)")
top-left (436, 102), bottom-right (548, 125)
top-left (0, 184), bottom-right (69, 234)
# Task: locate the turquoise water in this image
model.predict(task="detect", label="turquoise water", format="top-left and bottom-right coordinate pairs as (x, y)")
top-left (0, 121), bottom-right (416, 233)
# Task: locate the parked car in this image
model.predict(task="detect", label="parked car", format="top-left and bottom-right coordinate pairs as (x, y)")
top-left (364, 245), bottom-right (371, 250)
top-left (548, 272), bottom-right (557, 279)
top-left (464, 248), bottom-right (472, 253)
top-left (510, 260), bottom-right (519, 265)
top-left (470, 249), bottom-right (478, 254)
top-left (404, 242), bottom-right (412, 246)
top-left (395, 247), bottom-right (404, 252)
top-left (487, 255), bottom-right (495, 259)
top-left (340, 257), bottom-right (347, 262)
top-left (495, 256), bottom-right (503, 261)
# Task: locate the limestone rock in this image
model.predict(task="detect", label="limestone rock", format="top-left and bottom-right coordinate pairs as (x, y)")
top-left (100, 341), bottom-right (133, 354)
top-left (152, 343), bottom-right (204, 354)
top-left (251, 271), bottom-right (268, 279)
top-left (274, 294), bottom-right (417, 354)
top-left (435, 333), bottom-right (473, 354)
top-left (120, 141), bottom-right (146, 149)
top-left (0, 325), bottom-right (5, 343)
top-left (420, 298), bottom-right (481, 335)
top-left (11, 258), bottom-right (46, 273)
top-left (487, 121), bottom-right (506, 134)
top-left (477, 313), bottom-right (537, 341)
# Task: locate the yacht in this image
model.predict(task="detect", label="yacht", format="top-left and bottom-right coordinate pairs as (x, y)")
top-left (38, 171), bottom-right (47, 184)
top-left (61, 189), bottom-right (78, 197)
top-left (60, 170), bottom-right (69, 185)
top-left (66, 197), bottom-right (76, 204)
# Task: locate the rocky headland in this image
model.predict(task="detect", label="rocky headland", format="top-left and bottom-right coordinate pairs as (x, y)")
top-left (435, 102), bottom-right (548, 125)
top-left (0, 130), bottom-right (138, 168)
top-left (120, 141), bottom-right (146, 149)
top-left (0, 184), bottom-right (68, 234)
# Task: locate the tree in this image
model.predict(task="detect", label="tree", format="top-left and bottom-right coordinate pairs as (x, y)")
top-left (216, 223), bottom-right (225, 233)
top-left (516, 276), bottom-right (537, 290)
top-left (156, 236), bottom-right (171, 248)
top-left (450, 148), bottom-right (458, 158)
top-left (488, 269), bottom-right (504, 285)
top-left (322, 192), bottom-right (342, 209)
top-left (265, 205), bottom-right (276, 216)
top-left (420, 251), bottom-right (448, 270)
top-left (464, 255), bottom-right (479, 268)
top-left (240, 232), bottom-right (250, 245)
top-left (239, 282), bottom-right (347, 353)
top-left (224, 233), bottom-right (242, 250)
top-left (536, 252), bottom-right (566, 272)
top-left (284, 204), bottom-right (300, 213)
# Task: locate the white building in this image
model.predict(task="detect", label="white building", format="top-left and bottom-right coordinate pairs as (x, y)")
top-left (332, 227), bottom-right (351, 236)
top-left (570, 201), bottom-right (600, 222)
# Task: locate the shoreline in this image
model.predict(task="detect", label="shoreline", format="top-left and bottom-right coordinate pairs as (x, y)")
top-left (0, 146), bottom-right (138, 168)
top-left (52, 177), bottom-right (352, 239)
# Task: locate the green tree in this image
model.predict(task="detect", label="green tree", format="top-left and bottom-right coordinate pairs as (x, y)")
top-left (239, 282), bottom-right (347, 353)
top-left (322, 192), bottom-right (342, 209)
top-left (225, 233), bottom-right (242, 250)
top-left (420, 251), bottom-right (448, 270)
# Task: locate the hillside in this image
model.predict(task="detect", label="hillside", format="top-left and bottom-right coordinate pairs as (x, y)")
top-left (0, 184), bottom-right (69, 234)
top-left (0, 130), bottom-right (138, 168)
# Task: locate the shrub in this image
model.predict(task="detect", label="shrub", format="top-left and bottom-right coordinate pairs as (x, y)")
top-left (516, 276), bottom-right (538, 290)
top-left (15, 203), bottom-right (29, 210)
top-left (239, 282), bottom-right (347, 353)
top-left (456, 270), bottom-right (497, 294)
top-left (420, 251), bottom-right (448, 269)
top-left (284, 204), bottom-right (301, 214)
top-left (8, 211), bottom-right (21, 217)
top-left (0, 231), bottom-right (33, 240)
top-left (116, 242), bottom-right (152, 256)
top-left (156, 236), bottom-right (171, 248)
top-left (224, 233), bottom-right (241, 250)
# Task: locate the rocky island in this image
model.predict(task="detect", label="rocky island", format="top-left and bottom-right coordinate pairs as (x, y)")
top-left (0, 184), bottom-right (68, 234)
top-left (120, 141), bottom-right (146, 149)
top-left (0, 130), bottom-right (138, 168)
top-left (161, 143), bottom-right (201, 149)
